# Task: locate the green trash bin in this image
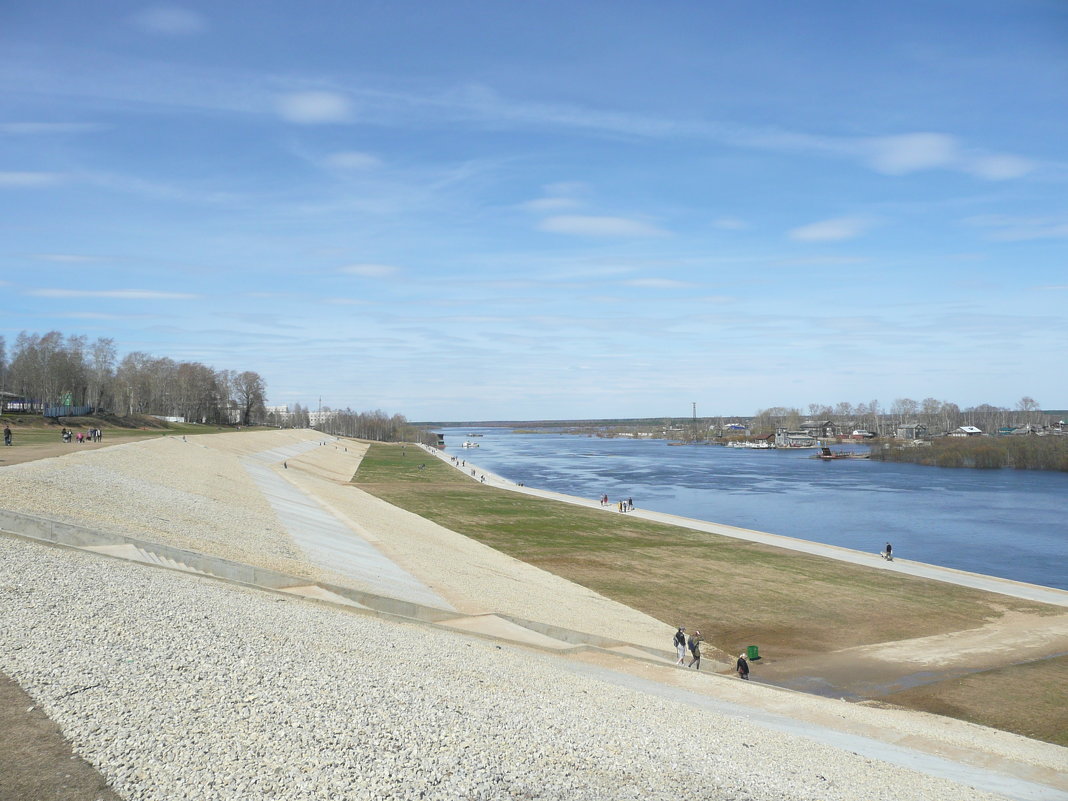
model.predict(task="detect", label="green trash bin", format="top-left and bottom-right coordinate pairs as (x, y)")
top-left (746, 645), bottom-right (759, 660)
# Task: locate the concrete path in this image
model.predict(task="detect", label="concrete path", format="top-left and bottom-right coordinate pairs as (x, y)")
top-left (559, 658), bottom-right (1068, 801)
top-left (422, 445), bottom-right (1068, 608)
top-left (243, 442), bottom-right (456, 611)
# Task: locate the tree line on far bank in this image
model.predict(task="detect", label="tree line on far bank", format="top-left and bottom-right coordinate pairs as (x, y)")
top-left (308, 407), bottom-right (438, 447)
top-left (752, 396), bottom-right (1053, 437)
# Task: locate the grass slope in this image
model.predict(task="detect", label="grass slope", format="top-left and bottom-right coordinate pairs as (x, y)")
top-left (352, 444), bottom-right (1046, 656)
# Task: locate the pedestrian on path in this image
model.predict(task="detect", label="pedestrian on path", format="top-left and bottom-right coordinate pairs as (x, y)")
top-left (687, 630), bottom-right (702, 670)
top-left (674, 626), bottom-right (687, 665)
top-left (884, 542), bottom-right (893, 561)
top-left (3, 425), bottom-right (11, 446)
top-left (736, 653), bottom-right (750, 680)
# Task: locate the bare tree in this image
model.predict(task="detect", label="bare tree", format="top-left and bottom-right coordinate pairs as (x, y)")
top-left (87, 338), bottom-right (116, 411)
top-left (233, 371), bottom-right (267, 425)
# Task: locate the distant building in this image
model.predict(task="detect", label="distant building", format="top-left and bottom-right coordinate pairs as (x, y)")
top-left (895, 423), bottom-right (927, 440)
top-left (949, 425), bottom-right (983, 437)
top-left (775, 428), bottom-right (817, 448)
top-left (800, 420), bottom-right (838, 438)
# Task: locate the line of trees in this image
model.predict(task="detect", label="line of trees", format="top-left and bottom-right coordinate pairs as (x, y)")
top-left (752, 397), bottom-right (1054, 436)
top-left (0, 331), bottom-right (266, 425)
top-left (312, 408), bottom-right (437, 447)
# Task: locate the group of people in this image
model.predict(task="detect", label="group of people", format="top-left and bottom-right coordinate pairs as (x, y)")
top-left (673, 626), bottom-right (703, 670)
top-left (61, 427), bottom-right (102, 444)
top-left (673, 626), bottom-right (751, 679)
top-left (599, 494), bottom-right (634, 512)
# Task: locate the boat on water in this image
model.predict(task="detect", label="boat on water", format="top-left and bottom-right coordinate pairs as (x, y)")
top-left (461, 441), bottom-right (480, 448)
top-left (727, 440), bottom-right (775, 449)
top-left (813, 445), bottom-right (870, 460)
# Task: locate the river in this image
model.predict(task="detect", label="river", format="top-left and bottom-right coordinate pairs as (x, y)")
top-left (442, 427), bottom-right (1068, 591)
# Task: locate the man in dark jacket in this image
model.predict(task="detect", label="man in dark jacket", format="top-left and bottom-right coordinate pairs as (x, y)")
top-left (736, 653), bottom-right (750, 680)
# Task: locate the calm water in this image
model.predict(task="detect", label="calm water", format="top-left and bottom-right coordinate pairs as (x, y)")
top-left (443, 428), bottom-right (1068, 591)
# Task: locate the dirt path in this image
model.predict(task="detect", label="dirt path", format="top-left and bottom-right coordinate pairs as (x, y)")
top-left (1, 439), bottom-right (158, 800)
top-left (0, 436), bottom-right (158, 468)
top-left (0, 671), bottom-right (123, 801)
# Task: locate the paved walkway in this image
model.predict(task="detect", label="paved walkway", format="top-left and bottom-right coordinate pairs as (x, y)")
top-left (422, 445), bottom-right (1068, 608)
top-left (243, 442), bottom-right (456, 611)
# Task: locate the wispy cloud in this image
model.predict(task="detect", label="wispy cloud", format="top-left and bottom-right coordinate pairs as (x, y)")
top-left (538, 215), bottom-right (668, 238)
top-left (0, 122), bottom-right (106, 135)
top-left (129, 5), bottom-right (208, 36)
top-left (521, 197), bottom-right (582, 212)
top-left (789, 216), bottom-right (874, 242)
top-left (338, 263), bottom-right (402, 277)
top-left (322, 151), bottom-right (382, 170)
top-left (32, 254), bottom-right (102, 263)
top-left (0, 171), bottom-right (65, 187)
top-left (864, 133), bottom-right (1034, 180)
top-left (276, 91), bottom-right (353, 124)
top-left (623, 278), bottom-right (695, 289)
top-left (712, 216), bottom-right (749, 230)
top-left (965, 214), bottom-right (1068, 241)
top-left (0, 47), bottom-right (1037, 185)
top-left (27, 288), bottom-right (199, 300)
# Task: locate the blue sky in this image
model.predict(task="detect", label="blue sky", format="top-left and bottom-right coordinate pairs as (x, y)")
top-left (2, 2), bottom-right (1066, 420)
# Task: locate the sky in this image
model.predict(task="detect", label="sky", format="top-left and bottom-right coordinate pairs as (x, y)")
top-left (2, 1), bottom-right (1066, 421)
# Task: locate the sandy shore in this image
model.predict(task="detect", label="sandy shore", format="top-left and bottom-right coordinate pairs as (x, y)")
top-left (1, 430), bottom-right (1065, 800)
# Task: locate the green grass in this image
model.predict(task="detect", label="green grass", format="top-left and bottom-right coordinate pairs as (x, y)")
top-left (352, 443), bottom-right (1053, 655)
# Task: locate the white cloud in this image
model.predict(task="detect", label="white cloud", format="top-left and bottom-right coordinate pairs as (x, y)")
top-left (521, 197), bottom-right (581, 212)
top-left (538, 215), bottom-right (668, 238)
top-left (338, 263), bottom-right (401, 277)
top-left (130, 5), bottom-right (207, 35)
top-left (32, 254), bottom-right (101, 263)
top-left (965, 154), bottom-right (1035, 180)
top-left (712, 216), bottom-right (748, 230)
top-left (0, 122), bottom-right (105, 135)
top-left (276, 91), bottom-right (353, 124)
top-left (866, 133), bottom-right (959, 175)
top-left (543, 181), bottom-right (589, 196)
top-left (323, 151), bottom-right (382, 170)
top-left (789, 216), bottom-right (873, 242)
top-left (623, 278), bottom-right (694, 288)
top-left (0, 171), bottom-right (64, 187)
top-left (966, 215), bottom-right (1068, 241)
top-left (864, 133), bottom-right (1034, 180)
top-left (28, 288), bottom-right (199, 299)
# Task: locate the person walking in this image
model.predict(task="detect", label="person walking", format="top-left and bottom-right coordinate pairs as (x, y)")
top-left (687, 630), bottom-right (702, 670)
top-left (736, 653), bottom-right (750, 680)
top-left (884, 542), bottom-right (893, 561)
top-left (673, 626), bottom-right (687, 665)
top-left (3, 425), bottom-right (11, 446)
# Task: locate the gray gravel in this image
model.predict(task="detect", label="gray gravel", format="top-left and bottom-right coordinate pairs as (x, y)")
top-left (0, 535), bottom-right (1008, 801)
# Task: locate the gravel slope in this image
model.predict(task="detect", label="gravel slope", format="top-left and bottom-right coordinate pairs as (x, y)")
top-left (0, 430), bottom-right (1063, 800)
top-left (0, 536), bottom-right (1007, 801)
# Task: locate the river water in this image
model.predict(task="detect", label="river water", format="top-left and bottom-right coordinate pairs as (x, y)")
top-left (442, 428), bottom-right (1068, 591)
